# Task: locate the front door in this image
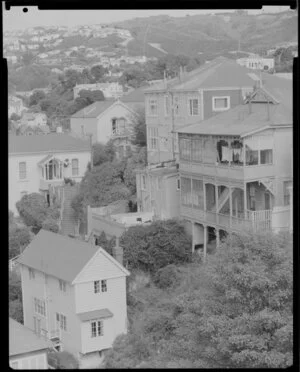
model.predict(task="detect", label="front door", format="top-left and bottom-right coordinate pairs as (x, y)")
top-left (264, 192), bottom-right (271, 210)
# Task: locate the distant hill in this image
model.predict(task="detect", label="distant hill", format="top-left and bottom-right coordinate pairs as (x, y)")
top-left (113, 10), bottom-right (298, 58)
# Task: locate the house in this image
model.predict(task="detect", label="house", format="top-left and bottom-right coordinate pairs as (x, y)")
top-left (176, 75), bottom-right (293, 258)
top-left (20, 112), bottom-right (48, 128)
top-left (236, 56), bottom-right (275, 71)
top-left (136, 57), bottom-right (259, 219)
top-left (9, 317), bottom-right (53, 369)
top-left (70, 94), bottom-right (144, 158)
top-left (9, 134), bottom-right (91, 214)
top-left (17, 230), bottom-right (130, 368)
top-left (8, 95), bottom-right (27, 118)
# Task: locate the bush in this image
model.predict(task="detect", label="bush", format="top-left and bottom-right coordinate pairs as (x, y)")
top-left (48, 351), bottom-right (79, 369)
top-left (153, 264), bottom-right (181, 289)
top-left (64, 177), bottom-right (76, 186)
top-left (9, 226), bottom-right (32, 258)
top-left (42, 218), bottom-right (59, 233)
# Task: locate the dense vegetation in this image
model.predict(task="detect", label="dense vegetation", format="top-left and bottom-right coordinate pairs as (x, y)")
top-left (104, 230), bottom-right (293, 368)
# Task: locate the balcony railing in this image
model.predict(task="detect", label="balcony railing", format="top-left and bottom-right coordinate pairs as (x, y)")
top-left (40, 178), bottom-right (64, 191)
top-left (181, 206), bottom-right (272, 232)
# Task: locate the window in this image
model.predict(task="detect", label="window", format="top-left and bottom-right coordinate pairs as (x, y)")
top-left (34, 297), bottom-right (46, 316)
top-left (188, 97), bottom-right (199, 116)
top-left (141, 175), bottom-right (146, 190)
top-left (174, 96), bottom-right (180, 116)
top-left (19, 162), bottom-right (27, 180)
top-left (179, 138), bottom-right (191, 161)
top-left (94, 280), bottom-right (100, 293)
top-left (246, 148), bottom-right (258, 165)
top-left (191, 139), bottom-right (202, 162)
top-left (29, 268), bottom-right (35, 280)
top-left (91, 320), bottom-right (103, 338)
top-left (260, 149), bottom-right (273, 164)
top-left (56, 313), bottom-right (67, 331)
top-left (177, 178), bottom-right (181, 190)
top-left (117, 118), bottom-right (126, 132)
top-left (148, 127), bottom-right (158, 150)
top-left (101, 280), bottom-right (107, 292)
top-left (284, 181), bottom-right (292, 206)
top-left (72, 159), bottom-right (79, 176)
top-left (112, 118), bottom-right (117, 133)
top-left (164, 95), bottom-right (170, 116)
top-left (213, 96), bottom-right (230, 112)
top-left (59, 279), bottom-right (66, 292)
top-left (148, 98), bottom-right (158, 116)
top-left (181, 177), bottom-right (192, 206)
top-left (192, 179), bottom-right (204, 209)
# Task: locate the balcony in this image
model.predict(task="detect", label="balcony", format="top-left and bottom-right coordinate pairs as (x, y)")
top-left (179, 161), bottom-right (275, 181)
top-left (181, 206), bottom-right (272, 232)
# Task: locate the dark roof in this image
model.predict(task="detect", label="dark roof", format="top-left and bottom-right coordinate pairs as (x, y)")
top-left (177, 72), bottom-right (292, 137)
top-left (145, 57), bottom-right (263, 92)
top-left (71, 99), bottom-right (115, 118)
top-left (17, 230), bottom-right (100, 282)
top-left (9, 318), bottom-right (52, 356)
top-left (77, 309), bottom-right (113, 322)
top-left (120, 87), bottom-right (148, 103)
top-left (9, 133), bottom-right (90, 155)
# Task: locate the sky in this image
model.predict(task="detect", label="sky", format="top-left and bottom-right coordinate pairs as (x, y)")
top-left (3, 6), bottom-right (292, 31)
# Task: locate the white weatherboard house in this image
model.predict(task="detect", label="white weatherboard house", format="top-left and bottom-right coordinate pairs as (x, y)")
top-left (17, 230), bottom-right (130, 368)
top-left (9, 317), bottom-right (53, 369)
top-left (9, 134), bottom-right (91, 214)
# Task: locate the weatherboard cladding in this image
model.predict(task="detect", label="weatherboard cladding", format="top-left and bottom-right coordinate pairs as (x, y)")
top-left (17, 230), bottom-right (129, 283)
top-left (9, 133), bottom-right (90, 154)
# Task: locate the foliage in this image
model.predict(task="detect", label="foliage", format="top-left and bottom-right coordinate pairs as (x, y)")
top-left (29, 90), bottom-right (46, 106)
top-left (48, 351), bottom-right (79, 369)
top-left (64, 177), bottom-right (76, 186)
top-left (92, 141), bottom-right (116, 167)
top-left (9, 271), bottom-right (23, 323)
top-left (41, 218), bottom-right (59, 233)
top-left (153, 264), bottom-right (182, 289)
top-left (104, 231), bottom-right (293, 369)
top-left (131, 107), bottom-right (147, 147)
top-left (120, 219), bottom-right (192, 273)
top-left (16, 193), bottom-right (60, 234)
top-left (10, 113), bottom-right (21, 121)
top-left (70, 193), bottom-right (85, 222)
top-left (9, 226), bottom-right (32, 259)
top-left (22, 51), bottom-right (35, 66)
top-left (78, 89), bottom-right (105, 103)
top-left (90, 64), bottom-right (107, 81)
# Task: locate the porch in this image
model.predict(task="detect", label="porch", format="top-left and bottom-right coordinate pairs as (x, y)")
top-left (38, 155), bottom-right (65, 191)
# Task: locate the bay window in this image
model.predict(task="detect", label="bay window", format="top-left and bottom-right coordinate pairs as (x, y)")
top-left (188, 97), bottom-right (200, 116)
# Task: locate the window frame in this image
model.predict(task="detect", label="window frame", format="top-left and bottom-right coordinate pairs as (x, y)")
top-left (141, 174), bottom-right (146, 190)
top-left (94, 280), bottom-right (100, 294)
top-left (212, 96), bottom-right (230, 112)
top-left (188, 97), bottom-right (200, 116)
top-left (19, 161), bottom-right (27, 180)
top-left (71, 158), bottom-right (79, 176)
top-left (148, 127), bottom-right (159, 150)
top-left (91, 320), bottom-right (104, 338)
top-left (147, 97), bottom-right (158, 117)
top-left (101, 279), bottom-right (107, 292)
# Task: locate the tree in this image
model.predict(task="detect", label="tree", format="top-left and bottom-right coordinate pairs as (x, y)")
top-left (132, 108), bottom-right (147, 147)
top-left (90, 64), bottom-right (106, 82)
top-left (197, 231), bottom-right (293, 368)
top-left (48, 351), bottom-right (79, 369)
top-left (92, 142), bottom-right (115, 167)
top-left (120, 219), bottom-right (192, 273)
top-left (9, 226), bottom-right (32, 259)
top-left (9, 271), bottom-right (23, 323)
top-left (16, 193), bottom-right (60, 234)
top-left (22, 51), bottom-right (35, 66)
top-left (41, 218), bottom-right (59, 233)
top-left (78, 89), bottom-right (105, 103)
top-left (29, 90), bottom-right (46, 106)
top-left (10, 113), bottom-right (21, 121)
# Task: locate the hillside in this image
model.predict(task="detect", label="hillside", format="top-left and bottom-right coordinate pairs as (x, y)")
top-left (113, 10), bottom-right (298, 58)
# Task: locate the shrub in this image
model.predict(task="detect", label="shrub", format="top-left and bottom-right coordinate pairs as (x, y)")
top-left (48, 351), bottom-right (79, 369)
top-left (41, 218), bottom-right (59, 233)
top-left (153, 264), bottom-right (181, 289)
top-left (64, 177), bottom-right (76, 186)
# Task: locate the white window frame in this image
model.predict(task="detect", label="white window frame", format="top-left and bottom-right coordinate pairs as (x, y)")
top-left (148, 127), bottom-right (159, 150)
top-left (94, 280), bottom-right (100, 293)
top-left (212, 96), bottom-right (230, 112)
top-left (19, 161), bottom-right (27, 180)
top-left (71, 158), bottom-right (79, 176)
top-left (188, 97), bottom-right (200, 116)
top-left (91, 320), bottom-right (104, 338)
top-left (101, 279), bottom-right (107, 292)
top-left (34, 297), bottom-right (46, 317)
top-left (56, 313), bottom-right (67, 331)
top-left (148, 97), bottom-right (158, 117)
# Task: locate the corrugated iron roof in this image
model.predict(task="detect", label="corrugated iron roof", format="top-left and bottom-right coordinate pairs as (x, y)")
top-left (9, 318), bottom-right (52, 356)
top-left (9, 133), bottom-right (90, 154)
top-left (77, 309), bottom-right (113, 322)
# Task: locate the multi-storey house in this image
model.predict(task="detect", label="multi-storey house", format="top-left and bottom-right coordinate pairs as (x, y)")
top-left (136, 57), bottom-right (258, 219)
top-left (177, 74), bottom-right (292, 258)
top-left (9, 133), bottom-right (91, 214)
top-left (17, 230), bottom-right (130, 368)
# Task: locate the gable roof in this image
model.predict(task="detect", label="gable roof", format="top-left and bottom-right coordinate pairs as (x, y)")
top-left (9, 133), bottom-right (90, 155)
top-left (9, 318), bottom-right (52, 356)
top-left (17, 230), bottom-right (128, 282)
top-left (71, 99), bottom-right (115, 118)
top-left (145, 57), bottom-right (256, 92)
